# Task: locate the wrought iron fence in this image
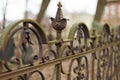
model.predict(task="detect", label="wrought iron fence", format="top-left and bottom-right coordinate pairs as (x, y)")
top-left (0, 2), bottom-right (120, 80)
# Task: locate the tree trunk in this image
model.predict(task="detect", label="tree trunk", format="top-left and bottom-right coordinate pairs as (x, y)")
top-left (2, 0), bottom-right (8, 29)
top-left (24, 0), bottom-right (28, 19)
top-left (94, 0), bottom-right (107, 22)
top-left (92, 0), bottom-right (107, 28)
top-left (36, 0), bottom-right (50, 23)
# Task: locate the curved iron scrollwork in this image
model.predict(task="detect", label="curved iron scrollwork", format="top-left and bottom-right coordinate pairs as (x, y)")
top-left (0, 2), bottom-right (120, 80)
top-left (3, 21), bottom-right (43, 71)
top-left (28, 70), bottom-right (45, 80)
top-left (69, 23), bottom-right (90, 53)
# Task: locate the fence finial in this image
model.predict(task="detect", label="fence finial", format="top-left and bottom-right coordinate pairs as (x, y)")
top-left (57, 2), bottom-right (62, 8)
top-left (51, 2), bottom-right (67, 32)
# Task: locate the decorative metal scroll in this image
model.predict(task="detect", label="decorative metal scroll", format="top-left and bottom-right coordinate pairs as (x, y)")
top-left (0, 2), bottom-right (120, 80)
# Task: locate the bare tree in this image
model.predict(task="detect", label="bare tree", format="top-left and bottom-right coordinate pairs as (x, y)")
top-left (1, 0), bottom-right (8, 29)
top-left (24, 0), bottom-right (28, 19)
top-left (36, 0), bottom-right (50, 22)
top-left (94, 0), bottom-right (107, 22)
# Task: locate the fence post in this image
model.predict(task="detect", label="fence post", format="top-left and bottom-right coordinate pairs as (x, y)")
top-left (50, 2), bottom-right (67, 80)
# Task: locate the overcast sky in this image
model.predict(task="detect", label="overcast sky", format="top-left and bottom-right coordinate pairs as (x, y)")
top-left (0, 0), bottom-right (98, 20)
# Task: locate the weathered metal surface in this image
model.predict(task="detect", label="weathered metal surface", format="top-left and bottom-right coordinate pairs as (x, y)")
top-left (68, 23), bottom-right (89, 40)
top-left (0, 2), bottom-right (120, 80)
top-left (0, 19), bottom-right (48, 71)
top-left (0, 19), bottom-right (47, 49)
top-left (50, 2), bottom-right (67, 32)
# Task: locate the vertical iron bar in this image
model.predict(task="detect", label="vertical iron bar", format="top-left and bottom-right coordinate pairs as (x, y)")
top-left (55, 31), bottom-right (62, 80)
top-left (91, 53), bottom-right (95, 80)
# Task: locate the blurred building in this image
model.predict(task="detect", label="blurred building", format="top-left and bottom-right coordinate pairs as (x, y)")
top-left (101, 1), bottom-right (120, 27)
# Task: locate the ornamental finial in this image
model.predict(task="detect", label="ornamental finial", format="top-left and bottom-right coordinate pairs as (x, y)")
top-left (57, 2), bottom-right (62, 8)
top-left (50, 2), bottom-right (67, 31)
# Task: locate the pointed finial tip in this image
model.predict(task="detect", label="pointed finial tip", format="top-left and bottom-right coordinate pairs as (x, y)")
top-left (57, 1), bottom-right (62, 8)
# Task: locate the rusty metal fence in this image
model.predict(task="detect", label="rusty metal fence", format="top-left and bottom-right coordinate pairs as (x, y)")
top-left (0, 2), bottom-right (120, 80)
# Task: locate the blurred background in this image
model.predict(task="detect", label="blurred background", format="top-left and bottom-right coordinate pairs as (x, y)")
top-left (0, 0), bottom-right (120, 34)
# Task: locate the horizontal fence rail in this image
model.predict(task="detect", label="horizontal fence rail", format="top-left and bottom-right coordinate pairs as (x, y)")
top-left (0, 2), bottom-right (120, 80)
top-left (0, 41), bottom-right (120, 80)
